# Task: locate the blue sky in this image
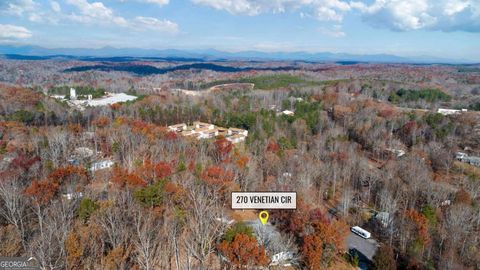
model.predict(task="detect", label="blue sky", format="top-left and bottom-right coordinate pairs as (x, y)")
top-left (1, 0), bottom-right (480, 60)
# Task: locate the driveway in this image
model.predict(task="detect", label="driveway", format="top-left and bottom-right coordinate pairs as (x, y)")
top-left (346, 232), bottom-right (380, 269)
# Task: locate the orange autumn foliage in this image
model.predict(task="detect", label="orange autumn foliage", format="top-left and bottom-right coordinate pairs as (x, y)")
top-left (200, 166), bottom-right (234, 186)
top-left (109, 103), bottom-right (122, 110)
top-left (130, 119), bottom-right (166, 141)
top-left (24, 165), bottom-right (89, 205)
top-left (405, 209), bottom-right (430, 246)
top-left (154, 162), bottom-right (173, 179)
top-left (92, 117), bottom-right (110, 128)
top-left (165, 131), bottom-right (178, 140)
top-left (217, 234), bottom-right (269, 268)
top-left (111, 168), bottom-right (147, 188)
top-left (113, 116), bottom-right (128, 126)
top-left (24, 179), bottom-right (59, 205)
top-left (48, 166), bottom-right (88, 185)
top-left (136, 160), bottom-right (173, 183)
top-left (310, 218), bottom-right (348, 254)
top-left (302, 233), bottom-right (323, 269)
top-left (215, 138), bottom-right (233, 159)
top-left (164, 182), bottom-right (186, 204)
top-left (266, 141), bottom-right (280, 153)
top-left (302, 209), bottom-right (349, 269)
top-left (67, 124), bottom-right (83, 134)
top-left (0, 85), bottom-right (42, 109)
top-left (235, 155), bottom-right (249, 169)
top-left (271, 199), bottom-right (311, 237)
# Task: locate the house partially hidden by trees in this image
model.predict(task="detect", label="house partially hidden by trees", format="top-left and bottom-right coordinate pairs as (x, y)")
top-left (456, 152), bottom-right (480, 167)
top-left (90, 159), bottom-right (115, 172)
top-left (168, 121), bottom-right (248, 143)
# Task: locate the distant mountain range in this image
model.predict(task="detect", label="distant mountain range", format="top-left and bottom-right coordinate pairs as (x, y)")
top-left (0, 45), bottom-right (476, 64)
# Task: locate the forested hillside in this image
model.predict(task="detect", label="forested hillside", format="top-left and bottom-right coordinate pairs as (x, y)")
top-left (0, 61), bottom-right (479, 270)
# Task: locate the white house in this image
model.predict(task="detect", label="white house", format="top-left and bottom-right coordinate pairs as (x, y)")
top-left (193, 121), bottom-right (215, 130)
top-left (440, 200), bottom-right (451, 207)
top-left (196, 128), bottom-right (219, 139)
top-left (62, 192), bottom-right (84, 200)
top-left (455, 152), bottom-right (480, 166)
top-left (458, 155), bottom-right (480, 167)
top-left (168, 123), bottom-right (187, 132)
top-left (386, 148), bottom-right (405, 158)
top-left (167, 121), bottom-right (249, 142)
top-left (278, 110), bottom-right (295, 116)
top-left (437, 108), bottom-right (467, 115)
top-left (226, 134), bottom-right (246, 144)
top-left (374, 212), bottom-right (392, 228)
top-left (456, 152), bottom-right (468, 160)
top-left (90, 159), bottom-right (115, 172)
top-left (228, 127), bottom-right (248, 136)
top-left (270, 251), bottom-right (295, 266)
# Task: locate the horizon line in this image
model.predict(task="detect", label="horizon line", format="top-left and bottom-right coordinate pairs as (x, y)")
top-left (1, 44), bottom-right (478, 64)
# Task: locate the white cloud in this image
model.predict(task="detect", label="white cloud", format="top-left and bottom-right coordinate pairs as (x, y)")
top-left (5, 0), bottom-right (37, 16)
top-left (132, 16), bottom-right (179, 33)
top-left (191, 0), bottom-right (314, 16)
top-left (191, 0), bottom-right (353, 21)
top-left (444, 0), bottom-right (470, 16)
top-left (63, 0), bottom-right (178, 33)
top-left (0, 24), bottom-right (32, 41)
top-left (192, 0), bottom-right (480, 32)
top-left (50, 1), bottom-right (61, 12)
top-left (3, 0), bottom-right (59, 23)
top-left (3, 0), bottom-right (178, 34)
top-left (192, 0), bottom-right (260, 15)
top-left (119, 0), bottom-right (170, 6)
top-left (139, 0), bottom-right (170, 6)
top-left (67, 0), bottom-right (128, 26)
top-left (319, 24), bottom-right (345, 37)
top-left (355, 0), bottom-right (480, 32)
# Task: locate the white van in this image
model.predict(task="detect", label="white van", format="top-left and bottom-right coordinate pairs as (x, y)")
top-left (351, 226), bottom-right (371, 239)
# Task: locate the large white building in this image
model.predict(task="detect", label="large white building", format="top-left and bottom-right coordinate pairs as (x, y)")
top-left (167, 121), bottom-right (248, 144)
top-left (51, 91), bottom-right (137, 111)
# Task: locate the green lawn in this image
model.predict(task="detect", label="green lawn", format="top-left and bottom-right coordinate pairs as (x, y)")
top-left (202, 74), bottom-right (323, 90)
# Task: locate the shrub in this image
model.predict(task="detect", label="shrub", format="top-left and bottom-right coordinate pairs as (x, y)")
top-left (8, 110), bottom-right (34, 123)
top-left (77, 198), bottom-right (99, 222)
top-left (222, 222), bottom-right (254, 243)
top-left (421, 204), bottom-right (437, 226)
top-left (133, 180), bottom-right (166, 207)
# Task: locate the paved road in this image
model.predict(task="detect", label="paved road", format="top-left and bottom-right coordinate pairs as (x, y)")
top-left (346, 232), bottom-right (379, 269)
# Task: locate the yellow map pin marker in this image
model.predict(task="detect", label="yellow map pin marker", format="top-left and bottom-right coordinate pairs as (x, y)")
top-left (259, 210), bottom-right (269, 225)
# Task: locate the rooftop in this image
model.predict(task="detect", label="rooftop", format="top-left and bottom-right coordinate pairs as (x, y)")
top-left (168, 121), bottom-right (247, 143)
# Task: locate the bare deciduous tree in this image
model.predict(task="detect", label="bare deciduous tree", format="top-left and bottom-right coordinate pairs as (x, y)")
top-left (183, 185), bottom-right (227, 269)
